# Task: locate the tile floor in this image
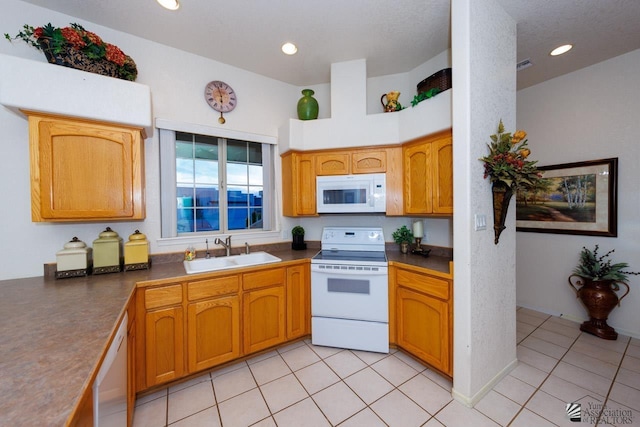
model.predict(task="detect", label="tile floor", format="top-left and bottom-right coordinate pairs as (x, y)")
top-left (133, 308), bottom-right (640, 426)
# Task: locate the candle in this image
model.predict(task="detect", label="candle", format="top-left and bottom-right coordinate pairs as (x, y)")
top-left (412, 220), bottom-right (423, 238)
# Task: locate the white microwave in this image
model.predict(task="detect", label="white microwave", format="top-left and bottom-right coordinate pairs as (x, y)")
top-left (316, 173), bottom-right (386, 213)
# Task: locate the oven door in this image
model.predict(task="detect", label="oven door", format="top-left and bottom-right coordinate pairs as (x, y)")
top-left (311, 264), bottom-right (388, 322)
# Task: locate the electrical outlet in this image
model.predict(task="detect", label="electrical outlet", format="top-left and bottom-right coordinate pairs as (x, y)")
top-left (474, 214), bottom-right (487, 231)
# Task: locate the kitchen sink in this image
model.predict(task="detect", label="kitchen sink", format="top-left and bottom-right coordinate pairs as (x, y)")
top-left (183, 251), bottom-right (282, 274)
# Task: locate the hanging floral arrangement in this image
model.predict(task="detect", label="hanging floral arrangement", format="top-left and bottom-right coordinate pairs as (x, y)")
top-left (480, 120), bottom-right (541, 190)
top-left (5, 23), bottom-right (138, 81)
top-left (479, 120), bottom-right (542, 244)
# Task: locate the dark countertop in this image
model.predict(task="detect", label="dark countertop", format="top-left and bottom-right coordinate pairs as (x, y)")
top-left (0, 245), bottom-right (451, 425)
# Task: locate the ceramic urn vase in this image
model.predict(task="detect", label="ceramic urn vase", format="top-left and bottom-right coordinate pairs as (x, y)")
top-left (297, 89), bottom-right (319, 120)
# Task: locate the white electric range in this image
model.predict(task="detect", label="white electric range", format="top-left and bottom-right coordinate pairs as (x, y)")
top-left (311, 226), bottom-right (389, 353)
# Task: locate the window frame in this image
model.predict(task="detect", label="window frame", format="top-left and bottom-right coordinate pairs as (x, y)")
top-left (158, 119), bottom-right (276, 239)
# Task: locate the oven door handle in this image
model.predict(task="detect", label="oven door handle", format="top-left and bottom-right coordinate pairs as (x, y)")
top-left (311, 267), bottom-right (388, 276)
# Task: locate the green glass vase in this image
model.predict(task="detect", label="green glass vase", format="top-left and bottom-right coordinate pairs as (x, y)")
top-left (297, 89), bottom-right (319, 120)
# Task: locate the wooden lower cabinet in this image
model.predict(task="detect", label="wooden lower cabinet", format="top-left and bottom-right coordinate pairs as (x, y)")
top-left (68, 386), bottom-right (93, 426)
top-left (127, 299), bottom-right (136, 427)
top-left (286, 264), bottom-right (310, 339)
top-left (243, 286), bottom-right (286, 354)
top-left (145, 306), bottom-right (185, 387)
top-left (187, 295), bottom-right (240, 372)
top-left (136, 261), bottom-right (309, 393)
top-left (392, 264), bottom-right (453, 376)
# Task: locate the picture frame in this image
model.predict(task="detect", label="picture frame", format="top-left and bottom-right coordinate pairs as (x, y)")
top-left (516, 158), bottom-right (618, 237)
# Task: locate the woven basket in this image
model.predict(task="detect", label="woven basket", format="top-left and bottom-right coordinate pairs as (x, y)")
top-left (417, 68), bottom-right (452, 95)
top-left (38, 37), bottom-right (136, 81)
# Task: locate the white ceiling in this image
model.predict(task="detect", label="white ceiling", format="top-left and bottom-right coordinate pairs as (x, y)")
top-left (16, 0), bottom-right (640, 89)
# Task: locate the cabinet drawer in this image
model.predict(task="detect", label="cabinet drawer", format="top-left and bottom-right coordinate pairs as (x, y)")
top-left (187, 276), bottom-right (239, 301)
top-left (395, 269), bottom-right (450, 300)
top-left (145, 284), bottom-right (182, 309)
top-left (243, 268), bottom-right (285, 291)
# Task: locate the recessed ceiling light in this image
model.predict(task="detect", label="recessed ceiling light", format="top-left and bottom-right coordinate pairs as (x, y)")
top-left (156, 0), bottom-right (180, 10)
top-left (550, 44), bottom-right (573, 56)
top-left (282, 42), bottom-right (298, 55)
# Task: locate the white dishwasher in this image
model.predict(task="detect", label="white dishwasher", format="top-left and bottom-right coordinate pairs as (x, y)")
top-left (93, 312), bottom-right (127, 427)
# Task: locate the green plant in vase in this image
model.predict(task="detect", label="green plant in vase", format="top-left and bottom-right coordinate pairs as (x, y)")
top-left (568, 245), bottom-right (638, 340)
top-left (291, 226), bottom-right (306, 250)
top-left (392, 225), bottom-right (413, 254)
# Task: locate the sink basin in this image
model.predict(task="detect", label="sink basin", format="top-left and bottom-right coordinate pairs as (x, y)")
top-left (183, 251), bottom-right (282, 274)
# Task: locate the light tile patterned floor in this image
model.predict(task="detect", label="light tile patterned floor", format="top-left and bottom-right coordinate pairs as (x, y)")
top-left (134, 308), bottom-right (640, 426)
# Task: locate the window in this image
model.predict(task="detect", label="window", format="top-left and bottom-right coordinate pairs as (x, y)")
top-left (159, 125), bottom-right (274, 238)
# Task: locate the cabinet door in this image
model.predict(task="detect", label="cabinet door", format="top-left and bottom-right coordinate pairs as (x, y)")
top-left (385, 147), bottom-right (404, 216)
top-left (282, 152), bottom-right (316, 216)
top-left (286, 264), bottom-right (310, 339)
top-left (431, 136), bottom-right (453, 214)
top-left (315, 153), bottom-right (350, 175)
top-left (243, 286), bottom-right (286, 354)
top-left (127, 314), bottom-right (136, 427)
top-left (187, 295), bottom-right (240, 372)
top-left (403, 130), bottom-right (453, 215)
top-left (351, 150), bottom-right (386, 174)
top-left (28, 113), bottom-right (145, 221)
top-left (396, 287), bottom-right (451, 375)
top-left (403, 142), bottom-right (432, 213)
top-left (145, 306), bottom-right (184, 387)
top-left (125, 295), bottom-right (137, 425)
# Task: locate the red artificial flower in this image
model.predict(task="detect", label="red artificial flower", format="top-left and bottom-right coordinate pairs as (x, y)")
top-left (61, 27), bottom-right (86, 48)
top-left (105, 43), bottom-right (126, 66)
top-left (84, 30), bottom-right (103, 46)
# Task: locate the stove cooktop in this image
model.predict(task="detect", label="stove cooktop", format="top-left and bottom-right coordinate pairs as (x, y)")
top-left (312, 249), bottom-right (387, 264)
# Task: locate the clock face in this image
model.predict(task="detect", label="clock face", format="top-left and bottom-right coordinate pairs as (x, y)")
top-left (204, 80), bottom-right (237, 113)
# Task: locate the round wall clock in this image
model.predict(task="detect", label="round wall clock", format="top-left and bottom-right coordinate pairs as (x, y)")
top-left (204, 80), bottom-right (237, 124)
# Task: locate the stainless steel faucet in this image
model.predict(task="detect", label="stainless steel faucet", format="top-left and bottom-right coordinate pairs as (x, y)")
top-left (214, 236), bottom-right (232, 256)
top-left (245, 242), bottom-right (250, 254)
top-left (205, 239), bottom-right (211, 259)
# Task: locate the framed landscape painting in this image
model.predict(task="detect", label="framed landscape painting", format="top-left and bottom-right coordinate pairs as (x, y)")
top-left (515, 158), bottom-right (618, 237)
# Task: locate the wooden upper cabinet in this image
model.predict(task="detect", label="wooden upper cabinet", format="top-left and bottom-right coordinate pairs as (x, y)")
top-left (26, 112), bottom-right (145, 222)
top-left (384, 146), bottom-right (404, 216)
top-left (315, 152), bottom-right (350, 175)
top-left (403, 130), bottom-right (453, 215)
top-left (281, 151), bottom-right (317, 217)
top-left (351, 149), bottom-right (387, 174)
top-left (404, 142), bottom-right (433, 214)
top-left (431, 137), bottom-right (453, 214)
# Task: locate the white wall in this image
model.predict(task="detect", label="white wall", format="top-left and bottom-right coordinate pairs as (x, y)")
top-left (452, 0), bottom-right (518, 406)
top-left (516, 49), bottom-right (640, 338)
top-left (0, 0), bottom-right (453, 280)
top-left (0, 0), bottom-right (296, 280)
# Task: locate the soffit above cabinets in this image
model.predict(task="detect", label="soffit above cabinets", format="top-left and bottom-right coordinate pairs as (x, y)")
top-left (0, 54), bottom-right (152, 133)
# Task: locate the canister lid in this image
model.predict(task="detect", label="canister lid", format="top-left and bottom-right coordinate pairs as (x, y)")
top-left (128, 229), bottom-right (147, 241)
top-left (99, 227), bottom-right (119, 238)
top-left (57, 237), bottom-right (90, 256)
top-left (94, 227), bottom-right (122, 244)
top-left (63, 237), bottom-right (86, 249)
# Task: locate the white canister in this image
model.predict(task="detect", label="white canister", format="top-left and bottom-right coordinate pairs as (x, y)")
top-left (56, 237), bottom-right (91, 278)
